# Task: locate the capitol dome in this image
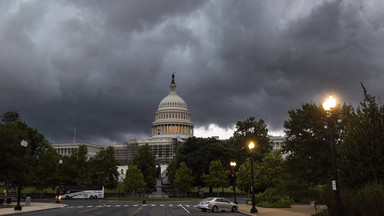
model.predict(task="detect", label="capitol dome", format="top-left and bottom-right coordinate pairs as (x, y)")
top-left (151, 74), bottom-right (194, 138)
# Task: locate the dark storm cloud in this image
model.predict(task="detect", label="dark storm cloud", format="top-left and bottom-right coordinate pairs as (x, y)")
top-left (1, 0), bottom-right (384, 144)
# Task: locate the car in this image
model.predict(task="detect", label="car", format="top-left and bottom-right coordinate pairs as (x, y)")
top-left (197, 197), bottom-right (238, 213)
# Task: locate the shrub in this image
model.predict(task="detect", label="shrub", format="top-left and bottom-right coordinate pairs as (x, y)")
top-left (253, 188), bottom-right (293, 208)
top-left (319, 180), bottom-right (384, 216)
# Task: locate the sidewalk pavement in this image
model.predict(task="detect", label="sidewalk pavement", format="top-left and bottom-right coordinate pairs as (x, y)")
top-left (0, 202), bottom-right (67, 216)
top-left (237, 204), bottom-right (327, 216)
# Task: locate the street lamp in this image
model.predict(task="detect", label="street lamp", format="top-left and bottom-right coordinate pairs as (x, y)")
top-left (14, 139), bottom-right (28, 211)
top-left (230, 161), bottom-right (237, 204)
top-left (56, 159), bottom-right (63, 203)
top-left (248, 141), bottom-right (258, 213)
top-left (323, 95), bottom-right (341, 216)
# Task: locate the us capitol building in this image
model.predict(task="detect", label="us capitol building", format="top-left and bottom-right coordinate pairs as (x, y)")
top-left (52, 74), bottom-right (284, 180)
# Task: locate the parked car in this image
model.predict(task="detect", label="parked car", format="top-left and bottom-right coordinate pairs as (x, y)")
top-left (197, 197), bottom-right (238, 213)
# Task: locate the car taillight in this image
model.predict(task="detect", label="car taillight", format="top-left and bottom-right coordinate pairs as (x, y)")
top-left (206, 201), bottom-right (210, 204)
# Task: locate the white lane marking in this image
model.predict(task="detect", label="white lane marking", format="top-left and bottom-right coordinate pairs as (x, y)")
top-left (160, 204), bottom-right (165, 207)
top-left (106, 205), bottom-right (111, 207)
top-left (133, 204), bottom-right (139, 207)
top-left (169, 204), bottom-right (173, 207)
top-left (77, 206), bottom-right (84, 208)
top-left (87, 206), bottom-right (93, 208)
top-left (115, 205), bottom-right (121, 207)
top-left (142, 204), bottom-right (147, 207)
top-left (151, 204), bottom-right (156, 207)
top-left (178, 204), bottom-right (190, 214)
top-left (124, 204), bottom-right (129, 207)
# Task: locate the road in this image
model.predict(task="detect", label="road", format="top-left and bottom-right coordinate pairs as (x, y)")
top-left (21, 199), bottom-right (241, 216)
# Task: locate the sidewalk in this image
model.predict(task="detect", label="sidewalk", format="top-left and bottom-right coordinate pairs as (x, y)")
top-left (238, 204), bottom-right (326, 216)
top-left (0, 202), bottom-right (67, 216)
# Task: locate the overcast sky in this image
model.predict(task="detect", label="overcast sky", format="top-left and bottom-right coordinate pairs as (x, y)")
top-left (1, 0), bottom-right (384, 145)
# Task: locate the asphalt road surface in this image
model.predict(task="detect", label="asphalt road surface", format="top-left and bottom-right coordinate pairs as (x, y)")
top-left (21, 199), bottom-right (240, 216)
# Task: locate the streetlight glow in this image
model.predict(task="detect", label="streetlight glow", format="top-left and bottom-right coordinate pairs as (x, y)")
top-left (248, 141), bottom-right (255, 150)
top-left (323, 95), bottom-right (336, 111)
top-left (230, 161), bottom-right (236, 167)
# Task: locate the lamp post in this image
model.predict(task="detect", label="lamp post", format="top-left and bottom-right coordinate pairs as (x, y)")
top-left (248, 142), bottom-right (258, 213)
top-left (14, 140), bottom-right (28, 211)
top-left (230, 161), bottom-right (237, 204)
top-left (56, 159), bottom-right (63, 203)
top-left (323, 95), bottom-right (341, 216)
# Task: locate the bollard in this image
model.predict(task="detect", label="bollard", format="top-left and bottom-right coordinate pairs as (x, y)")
top-left (6, 197), bottom-right (12, 204)
top-left (25, 197), bottom-right (31, 206)
top-left (0, 198), bottom-right (4, 204)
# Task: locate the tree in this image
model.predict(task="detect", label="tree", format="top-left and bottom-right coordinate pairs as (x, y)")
top-left (236, 160), bottom-right (252, 196)
top-left (124, 165), bottom-right (146, 195)
top-left (228, 117), bottom-right (273, 165)
top-left (28, 146), bottom-right (60, 192)
top-left (173, 162), bottom-right (194, 197)
top-left (89, 146), bottom-right (119, 189)
top-left (132, 144), bottom-right (156, 188)
top-left (201, 160), bottom-right (230, 196)
top-left (167, 137), bottom-right (233, 187)
top-left (0, 112), bottom-right (51, 188)
top-left (338, 85), bottom-right (384, 188)
top-left (61, 145), bottom-right (90, 186)
top-left (1, 111), bottom-right (20, 123)
top-left (254, 150), bottom-right (286, 191)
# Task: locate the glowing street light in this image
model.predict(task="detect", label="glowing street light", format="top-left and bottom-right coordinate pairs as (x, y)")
top-left (248, 141), bottom-right (257, 213)
top-left (323, 95), bottom-right (341, 216)
top-left (323, 95), bottom-right (336, 111)
top-left (230, 161), bottom-right (237, 204)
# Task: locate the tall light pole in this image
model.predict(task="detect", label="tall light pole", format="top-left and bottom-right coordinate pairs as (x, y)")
top-left (323, 95), bottom-right (341, 216)
top-left (56, 159), bottom-right (63, 203)
top-left (230, 161), bottom-right (237, 204)
top-left (248, 141), bottom-right (258, 213)
top-left (14, 140), bottom-right (28, 211)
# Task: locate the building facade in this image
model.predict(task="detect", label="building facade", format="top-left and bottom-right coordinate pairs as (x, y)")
top-left (52, 143), bottom-right (103, 159)
top-left (111, 140), bottom-right (138, 165)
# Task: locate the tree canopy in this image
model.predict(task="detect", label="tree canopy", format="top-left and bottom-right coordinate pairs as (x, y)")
top-left (201, 160), bottom-right (230, 196)
top-left (173, 162), bottom-right (194, 196)
top-left (167, 137), bottom-right (233, 187)
top-left (132, 144), bottom-right (156, 188)
top-left (228, 117), bottom-right (273, 164)
top-left (124, 165), bottom-right (146, 193)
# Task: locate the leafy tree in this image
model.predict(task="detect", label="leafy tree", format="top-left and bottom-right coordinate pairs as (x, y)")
top-left (228, 117), bottom-right (273, 165)
top-left (61, 145), bottom-right (90, 185)
top-left (236, 160), bottom-right (252, 196)
top-left (338, 85), bottom-right (384, 188)
top-left (255, 150), bottom-right (286, 191)
top-left (167, 137), bottom-right (233, 187)
top-left (1, 111), bottom-right (20, 123)
top-left (0, 112), bottom-right (51, 187)
top-left (28, 146), bottom-right (60, 191)
top-left (201, 160), bottom-right (230, 196)
top-left (283, 103), bottom-right (335, 186)
top-left (132, 144), bottom-right (156, 188)
top-left (89, 146), bottom-right (119, 189)
top-left (173, 162), bottom-right (194, 197)
top-left (124, 165), bottom-right (146, 195)
top-left (283, 100), bottom-right (355, 187)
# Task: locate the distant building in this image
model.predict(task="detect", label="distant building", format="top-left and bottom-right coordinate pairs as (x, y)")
top-left (52, 143), bottom-right (103, 159)
top-left (111, 140), bottom-right (138, 165)
top-left (270, 135), bottom-right (284, 150)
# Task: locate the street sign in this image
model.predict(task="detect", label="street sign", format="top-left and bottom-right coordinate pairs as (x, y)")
top-left (332, 180), bottom-right (337, 190)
